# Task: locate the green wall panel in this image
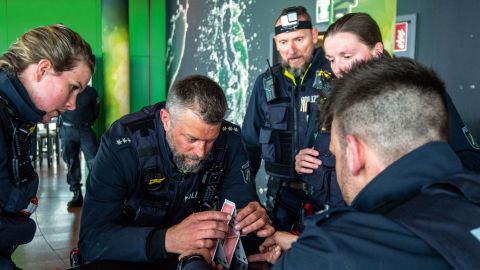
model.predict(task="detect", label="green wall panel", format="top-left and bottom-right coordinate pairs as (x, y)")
top-left (129, 0), bottom-right (166, 112)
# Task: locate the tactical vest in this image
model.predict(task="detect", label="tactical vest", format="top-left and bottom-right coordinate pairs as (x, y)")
top-left (0, 96), bottom-right (38, 213)
top-left (120, 103), bottom-right (227, 227)
top-left (260, 64), bottom-right (332, 179)
top-left (383, 174), bottom-right (480, 270)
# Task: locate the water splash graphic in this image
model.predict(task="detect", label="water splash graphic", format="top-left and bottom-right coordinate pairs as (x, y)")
top-left (196, 0), bottom-right (255, 124)
top-left (167, 0), bottom-right (189, 90)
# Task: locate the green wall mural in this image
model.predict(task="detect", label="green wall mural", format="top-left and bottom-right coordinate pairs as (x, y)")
top-left (166, 0), bottom-right (396, 125)
top-left (102, 0), bottom-right (130, 127)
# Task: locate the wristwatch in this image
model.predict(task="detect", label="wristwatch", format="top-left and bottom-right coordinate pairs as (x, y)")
top-left (177, 254), bottom-right (206, 270)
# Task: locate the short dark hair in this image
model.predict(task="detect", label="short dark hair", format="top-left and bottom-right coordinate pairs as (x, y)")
top-left (166, 75), bottom-right (227, 124)
top-left (326, 57), bottom-right (449, 162)
top-left (275, 6), bottom-right (311, 25)
top-left (325, 13), bottom-right (382, 50)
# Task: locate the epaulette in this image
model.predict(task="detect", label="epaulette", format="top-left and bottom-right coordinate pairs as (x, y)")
top-left (106, 121), bottom-right (133, 151)
top-left (221, 121), bottom-right (241, 136)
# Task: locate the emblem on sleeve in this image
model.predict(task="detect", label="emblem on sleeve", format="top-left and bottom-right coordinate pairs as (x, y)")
top-left (241, 161), bottom-right (251, 184)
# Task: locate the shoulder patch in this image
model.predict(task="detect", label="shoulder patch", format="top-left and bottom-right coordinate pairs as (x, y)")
top-left (462, 126), bottom-right (480, 150)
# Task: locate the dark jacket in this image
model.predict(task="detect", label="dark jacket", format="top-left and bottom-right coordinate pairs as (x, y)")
top-left (0, 70), bottom-right (43, 249)
top-left (273, 142), bottom-right (473, 270)
top-left (242, 48), bottom-right (332, 178)
top-left (79, 104), bottom-right (258, 262)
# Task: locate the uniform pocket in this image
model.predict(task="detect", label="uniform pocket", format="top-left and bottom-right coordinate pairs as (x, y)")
top-left (267, 105), bottom-right (288, 130)
top-left (259, 128), bottom-right (276, 162)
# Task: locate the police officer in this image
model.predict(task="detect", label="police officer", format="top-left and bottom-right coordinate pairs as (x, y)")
top-left (296, 13), bottom-right (480, 205)
top-left (242, 6), bottom-right (333, 231)
top-left (0, 24), bottom-right (94, 270)
top-left (249, 57), bottom-right (480, 270)
top-left (79, 75), bottom-right (273, 265)
top-left (59, 85), bottom-right (100, 208)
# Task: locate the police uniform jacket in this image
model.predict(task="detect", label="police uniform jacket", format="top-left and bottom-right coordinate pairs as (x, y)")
top-left (79, 104), bottom-right (258, 262)
top-left (0, 70), bottom-right (42, 247)
top-left (242, 48), bottom-right (331, 178)
top-left (273, 142), bottom-right (469, 270)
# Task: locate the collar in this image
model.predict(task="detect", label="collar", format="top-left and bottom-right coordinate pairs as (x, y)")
top-left (351, 141), bottom-right (465, 212)
top-left (0, 70), bottom-right (44, 123)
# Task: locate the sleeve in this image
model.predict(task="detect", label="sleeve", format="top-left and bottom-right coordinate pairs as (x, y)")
top-left (0, 129), bottom-right (30, 213)
top-left (79, 126), bottom-right (167, 262)
top-left (220, 131), bottom-right (259, 209)
top-left (273, 211), bottom-right (449, 270)
top-left (445, 94), bottom-right (480, 172)
top-left (241, 75), bottom-right (266, 176)
top-left (0, 130), bottom-right (13, 211)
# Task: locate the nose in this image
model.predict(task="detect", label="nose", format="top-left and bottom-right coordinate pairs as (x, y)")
top-left (287, 42), bottom-right (297, 56)
top-left (193, 141), bottom-right (208, 159)
top-left (332, 60), bottom-right (346, 78)
top-left (65, 92), bottom-right (78, 111)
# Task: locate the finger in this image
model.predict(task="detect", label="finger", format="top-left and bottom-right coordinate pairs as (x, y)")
top-left (239, 216), bottom-right (267, 235)
top-left (194, 220), bottom-right (229, 233)
top-left (193, 211), bottom-right (231, 222)
top-left (297, 148), bottom-right (319, 157)
top-left (268, 246), bottom-right (282, 264)
top-left (247, 252), bottom-right (270, 262)
top-left (194, 227), bottom-right (228, 241)
top-left (296, 166), bottom-right (314, 174)
top-left (256, 224), bottom-right (275, 238)
top-left (194, 238), bottom-right (218, 249)
top-left (235, 201), bottom-right (259, 222)
top-left (303, 155), bottom-right (322, 166)
top-left (259, 236), bottom-right (277, 252)
top-left (235, 206), bottom-right (265, 230)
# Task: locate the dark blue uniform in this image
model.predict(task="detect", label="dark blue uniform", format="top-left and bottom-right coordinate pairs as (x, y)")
top-left (0, 70), bottom-right (42, 269)
top-left (273, 142), bottom-right (480, 270)
top-left (242, 48), bottom-right (332, 231)
top-left (305, 92), bottom-right (480, 213)
top-left (59, 85), bottom-right (99, 192)
top-left (79, 104), bottom-right (258, 263)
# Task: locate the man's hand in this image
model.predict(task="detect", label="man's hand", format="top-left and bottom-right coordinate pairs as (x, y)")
top-left (165, 211), bottom-right (231, 254)
top-left (247, 231), bottom-right (298, 264)
top-left (295, 148), bottom-right (322, 174)
top-left (234, 201), bottom-right (274, 237)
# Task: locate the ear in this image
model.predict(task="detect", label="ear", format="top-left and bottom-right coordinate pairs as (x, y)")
top-left (33, 59), bottom-right (52, 82)
top-left (160, 108), bottom-right (171, 131)
top-left (311, 27), bottom-right (319, 44)
top-left (345, 135), bottom-right (366, 176)
top-left (373, 42), bottom-right (384, 57)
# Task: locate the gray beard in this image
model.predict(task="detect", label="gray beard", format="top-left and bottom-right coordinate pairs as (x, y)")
top-left (282, 54), bottom-right (313, 77)
top-left (166, 130), bottom-right (206, 173)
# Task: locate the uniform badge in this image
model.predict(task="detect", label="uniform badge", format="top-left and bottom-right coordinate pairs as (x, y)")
top-left (145, 171), bottom-right (166, 191)
top-left (462, 126), bottom-right (480, 150)
top-left (241, 161), bottom-right (251, 184)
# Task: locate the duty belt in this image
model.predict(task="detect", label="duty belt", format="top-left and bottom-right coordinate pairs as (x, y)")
top-left (62, 122), bottom-right (92, 128)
